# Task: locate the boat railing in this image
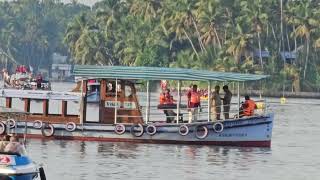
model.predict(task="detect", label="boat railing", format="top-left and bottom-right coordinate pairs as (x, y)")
top-left (135, 99), bottom-right (268, 123)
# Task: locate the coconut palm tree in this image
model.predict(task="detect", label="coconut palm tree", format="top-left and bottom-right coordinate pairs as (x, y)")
top-left (286, 0), bottom-right (320, 80)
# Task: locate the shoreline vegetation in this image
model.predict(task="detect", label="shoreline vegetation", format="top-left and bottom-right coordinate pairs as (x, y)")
top-left (1, 1), bottom-right (320, 93)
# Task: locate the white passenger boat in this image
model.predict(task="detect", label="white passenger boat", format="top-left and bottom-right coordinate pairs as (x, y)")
top-left (0, 66), bottom-right (273, 147)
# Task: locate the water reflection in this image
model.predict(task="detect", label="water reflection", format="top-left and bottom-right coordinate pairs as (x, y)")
top-left (97, 142), bottom-right (138, 159)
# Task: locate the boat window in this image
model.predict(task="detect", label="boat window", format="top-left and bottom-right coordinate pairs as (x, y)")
top-left (106, 81), bottom-right (123, 97)
top-left (106, 82), bottom-right (116, 97)
top-left (125, 85), bottom-right (133, 98)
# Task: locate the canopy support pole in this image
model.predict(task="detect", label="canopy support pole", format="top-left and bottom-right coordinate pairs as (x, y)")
top-left (114, 79), bottom-right (118, 124)
top-left (207, 81), bottom-right (211, 122)
top-left (176, 80), bottom-right (181, 124)
top-left (146, 80), bottom-right (150, 124)
top-left (79, 80), bottom-right (84, 126)
top-left (237, 82), bottom-right (240, 118)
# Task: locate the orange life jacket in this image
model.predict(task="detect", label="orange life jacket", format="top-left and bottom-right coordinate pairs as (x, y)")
top-left (244, 99), bottom-right (256, 116)
top-left (190, 91), bottom-right (201, 103)
top-left (159, 94), bottom-right (166, 105)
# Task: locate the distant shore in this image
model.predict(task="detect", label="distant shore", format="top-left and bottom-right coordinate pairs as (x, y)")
top-left (242, 90), bottom-right (320, 99)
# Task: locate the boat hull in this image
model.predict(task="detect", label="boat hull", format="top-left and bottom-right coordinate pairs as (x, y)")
top-left (12, 114), bottom-right (273, 147)
top-left (0, 155), bottom-right (38, 180)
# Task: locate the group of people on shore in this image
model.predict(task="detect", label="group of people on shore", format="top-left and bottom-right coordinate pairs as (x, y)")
top-left (159, 84), bottom-right (257, 122)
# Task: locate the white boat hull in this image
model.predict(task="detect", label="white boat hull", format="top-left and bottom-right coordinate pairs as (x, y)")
top-left (11, 114), bottom-right (273, 147)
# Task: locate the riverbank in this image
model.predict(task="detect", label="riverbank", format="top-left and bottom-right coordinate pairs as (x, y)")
top-left (243, 90), bottom-right (320, 99)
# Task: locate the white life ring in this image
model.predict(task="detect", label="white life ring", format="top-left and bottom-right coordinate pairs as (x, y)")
top-left (195, 125), bottom-right (208, 139)
top-left (65, 122), bottom-right (77, 132)
top-left (179, 124), bottom-right (189, 136)
top-left (213, 122), bottom-right (224, 133)
top-left (146, 125), bottom-right (157, 136)
top-left (6, 119), bottom-right (16, 129)
top-left (0, 122), bottom-right (6, 135)
top-left (33, 120), bottom-right (43, 129)
top-left (114, 124), bottom-right (126, 135)
top-left (41, 123), bottom-right (55, 137)
top-left (130, 124), bottom-right (144, 137)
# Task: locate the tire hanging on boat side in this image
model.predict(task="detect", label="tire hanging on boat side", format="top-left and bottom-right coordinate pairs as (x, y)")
top-left (178, 124), bottom-right (189, 136)
top-left (65, 122), bottom-right (77, 132)
top-left (114, 124), bottom-right (126, 135)
top-left (146, 125), bottom-right (157, 136)
top-left (213, 122), bottom-right (224, 133)
top-left (6, 118), bottom-right (16, 129)
top-left (41, 123), bottom-right (55, 137)
top-left (0, 122), bottom-right (6, 135)
top-left (130, 124), bottom-right (144, 137)
top-left (33, 120), bottom-right (43, 129)
top-left (194, 125), bottom-right (208, 139)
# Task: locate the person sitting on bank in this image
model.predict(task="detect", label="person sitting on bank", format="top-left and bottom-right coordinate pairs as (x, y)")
top-left (240, 95), bottom-right (257, 117)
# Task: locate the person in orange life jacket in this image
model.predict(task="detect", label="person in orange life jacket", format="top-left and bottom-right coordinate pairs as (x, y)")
top-left (240, 95), bottom-right (257, 117)
top-left (187, 84), bottom-right (201, 123)
top-left (159, 91), bottom-right (166, 105)
top-left (159, 89), bottom-right (178, 123)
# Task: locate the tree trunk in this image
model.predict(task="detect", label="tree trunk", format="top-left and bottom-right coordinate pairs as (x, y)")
top-left (183, 29), bottom-right (200, 60)
top-left (191, 16), bottom-right (206, 53)
top-left (257, 32), bottom-right (263, 69)
top-left (303, 38), bottom-right (310, 80)
top-left (293, 26), bottom-right (297, 51)
top-left (213, 27), bottom-right (222, 48)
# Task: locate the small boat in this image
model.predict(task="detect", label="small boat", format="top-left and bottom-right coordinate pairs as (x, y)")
top-left (0, 66), bottom-right (273, 147)
top-left (0, 151), bottom-right (46, 180)
top-left (1, 69), bottom-right (51, 91)
top-left (0, 109), bottom-right (46, 180)
top-left (0, 141), bottom-right (46, 180)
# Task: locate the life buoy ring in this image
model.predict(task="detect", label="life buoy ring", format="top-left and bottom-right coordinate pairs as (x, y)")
top-left (65, 122), bottom-right (77, 132)
top-left (0, 122), bottom-right (6, 135)
top-left (146, 125), bottom-right (157, 136)
top-left (195, 125), bottom-right (208, 139)
top-left (213, 122), bottom-right (224, 133)
top-left (114, 124), bottom-right (126, 135)
top-left (41, 123), bottom-right (55, 137)
top-left (179, 124), bottom-right (189, 136)
top-left (6, 119), bottom-right (16, 129)
top-left (130, 124), bottom-right (144, 137)
top-left (33, 120), bottom-right (43, 129)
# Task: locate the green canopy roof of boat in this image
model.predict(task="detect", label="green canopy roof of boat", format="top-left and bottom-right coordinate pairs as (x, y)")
top-left (73, 65), bottom-right (269, 82)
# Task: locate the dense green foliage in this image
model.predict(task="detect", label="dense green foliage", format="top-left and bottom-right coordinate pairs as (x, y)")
top-left (0, 0), bottom-right (90, 71)
top-left (2, 0), bottom-right (320, 92)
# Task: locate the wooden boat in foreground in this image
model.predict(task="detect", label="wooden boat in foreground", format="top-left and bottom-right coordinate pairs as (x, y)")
top-left (0, 66), bottom-right (273, 147)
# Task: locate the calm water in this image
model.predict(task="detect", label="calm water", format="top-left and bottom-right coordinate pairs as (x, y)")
top-left (5, 83), bottom-right (320, 179)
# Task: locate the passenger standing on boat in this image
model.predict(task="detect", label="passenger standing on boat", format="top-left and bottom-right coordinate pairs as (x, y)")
top-left (187, 84), bottom-right (201, 123)
top-left (221, 85), bottom-right (232, 119)
top-left (241, 95), bottom-right (257, 117)
top-left (210, 85), bottom-right (221, 120)
top-left (36, 73), bottom-right (43, 89)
